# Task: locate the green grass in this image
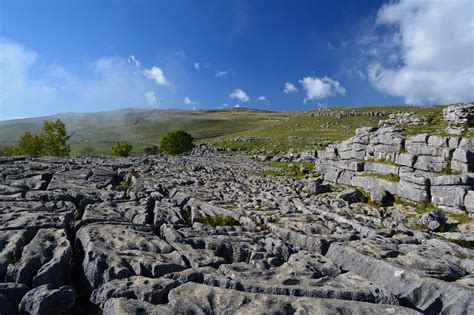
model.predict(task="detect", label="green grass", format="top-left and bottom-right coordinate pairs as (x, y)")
top-left (360, 173), bottom-right (401, 182)
top-left (414, 202), bottom-right (437, 214)
top-left (255, 161), bottom-right (315, 178)
top-left (116, 179), bottom-right (132, 192)
top-left (196, 215), bottom-right (240, 226)
top-left (450, 213), bottom-right (471, 224)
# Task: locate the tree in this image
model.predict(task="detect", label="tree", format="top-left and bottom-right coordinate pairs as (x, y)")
top-left (0, 145), bottom-right (15, 156)
top-left (160, 130), bottom-right (194, 155)
top-left (111, 142), bottom-right (133, 157)
top-left (17, 132), bottom-right (45, 156)
top-left (41, 119), bottom-right (70, 156)
top-left (16, 119), bottom-right (70, 156)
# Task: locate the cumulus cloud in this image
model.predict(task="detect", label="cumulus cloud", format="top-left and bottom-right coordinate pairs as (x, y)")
top-left (257, 96), bottom-right (266, 101)
top-left (283, 82), bottom-right (298, 94)
top-left (128, 55), bottom-right (141, 67)
top-left (299, 76), bottom-right (346, 102)
top-left (144, 91), bottom-right (157, 105)
top-left (230, 88), bottom-right (250, 102)
top-left (194, 62), bottom-right (200, 70)
top-left (184, 96), bottom-right (196, 105)
top-left (234, 104), bottom-right (240, 108)
top-left (144, 66), bottom-right (170, 86)
top-left (366, 0), bottom-right (474, 103)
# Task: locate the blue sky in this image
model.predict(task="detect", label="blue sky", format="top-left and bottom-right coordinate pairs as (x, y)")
top-left (0, 0), bottom-right (473, 120)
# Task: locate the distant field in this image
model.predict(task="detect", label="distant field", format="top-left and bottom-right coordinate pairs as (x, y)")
top-left (1, 104), bottom-right (469, 155)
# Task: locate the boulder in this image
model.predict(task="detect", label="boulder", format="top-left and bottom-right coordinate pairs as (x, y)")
top-left (18, 284), bottom-right (76, 315)
top-left (338, 188), bottom-right (364, 204)
top-left (418, 210), bottom-right (447, 231)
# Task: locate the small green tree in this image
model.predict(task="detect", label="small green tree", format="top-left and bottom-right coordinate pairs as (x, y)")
top-left (111, 142), bottom-right (133, 157)
top-left (17, 131), bottom-right (45, 156)
top-left (41, 119), bottom-right (70, 156)
top-left (0, 145), bottom-right (15, 156)
top-left (16, 119), bottom-right (70, 156)
top-left (160, 130), bottom-right (194, 155)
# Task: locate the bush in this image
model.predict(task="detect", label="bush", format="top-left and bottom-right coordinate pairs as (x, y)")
top-left (0, 145), bottom-right (15, 156)
top-left (143, 145), bottom-right (159, 155)
top-left (160, 130), bottom-right (194, 155)
top-left (111, 142), bottom-right (133, 157)
top-left (17, 119), bottom-right (70, 156)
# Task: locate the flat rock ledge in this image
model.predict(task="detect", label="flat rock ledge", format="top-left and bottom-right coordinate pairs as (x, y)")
top-left (1, 154), bottom-right (473, 314)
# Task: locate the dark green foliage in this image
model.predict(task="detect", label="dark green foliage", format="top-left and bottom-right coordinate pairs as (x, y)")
top-left (196, 215), bottom-right (240, 226)
top-left (78, 146), bottom-right (97, 156)
top-left (16, 119), bottom-right (70, 156)
top-left (143, 145), bottom-right (159, 155)
top-left (117, 179), bottom-right (132, 191)
top-left (160, 130), bottom-right (194, 155)
top-left (0, 145), bottom-right (16, 156)
top-left (111, 142), bottom-right (133, 157)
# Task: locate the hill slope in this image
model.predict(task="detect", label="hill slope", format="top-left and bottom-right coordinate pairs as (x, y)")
top-left (0, 105), bottom-right (457, 155)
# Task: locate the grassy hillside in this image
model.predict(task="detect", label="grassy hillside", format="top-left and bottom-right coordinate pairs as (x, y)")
top-left (0, 104), bottom-right (466, 156)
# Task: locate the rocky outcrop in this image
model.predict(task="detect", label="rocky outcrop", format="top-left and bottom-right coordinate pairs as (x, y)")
top-left (315, 126), bottom-right (474, 212)
top-left (443, 102), bottom-right (474, 127)
top-left (0, 154), bottom-right (473, 314)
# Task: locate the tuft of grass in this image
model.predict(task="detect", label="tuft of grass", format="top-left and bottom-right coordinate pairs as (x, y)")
top-left (414, 202), bottom-right (437, 214)
top-left (196, 215), bottom-right (240, 226)
top-left (131, 171), bottom-right (141, 178)
top-left (117, 179), bottom-right (132, 192)
top-left (394, 196), bottom-right (417, 208)
top-left (360, 173), bottom-right (400, 182)
top-left (451, 213), bottom-right (471, 224)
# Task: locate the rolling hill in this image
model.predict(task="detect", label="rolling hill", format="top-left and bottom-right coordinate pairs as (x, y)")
top-left (0, 105), bottom-right (457, 155)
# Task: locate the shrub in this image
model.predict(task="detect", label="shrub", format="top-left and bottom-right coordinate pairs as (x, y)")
top-left (0, 145), bottom-right (16, 156)
top-left (143, 145), bottom-right (159, 155)
top-left (160, 130), bottom-right (194, 155)
top-left (197, 215), bottom-right (240, 226)
top-left (111, 142), bottom-right (133, 157)
top-left (16, 119), bottom-right (70, 156)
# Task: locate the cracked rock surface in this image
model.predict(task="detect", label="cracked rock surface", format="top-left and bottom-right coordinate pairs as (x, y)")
top-left (0, 154), bottom-right (473, 314)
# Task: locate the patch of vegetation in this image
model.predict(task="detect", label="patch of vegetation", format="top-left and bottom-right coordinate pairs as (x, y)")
top-left (450, 213), bottom-right (471, 224)
top-left (414, 202), bottom-right (437, 214)
top-left (117, 179), bottom-right (132, 191)
top-left (394, 195), bottom-right (417, 208)
top-left (111, 142), bottom-right (133, 157)
top-left (255, 161), bottom-right (314, 179)
top-left (445, 238), bottom-right (474, 249)
top-left (360, 173), bottom-right (401, 182)
top-left (160, 130), bottom-right (194, 155)
top-left (131, 171), bottom-right (141, 178)
top-left (143, 145), bottom-right (159, 155)
top-left (196, 215), bottom-right (240, 226)
top-left (5, 119), bottom-right (71, 156)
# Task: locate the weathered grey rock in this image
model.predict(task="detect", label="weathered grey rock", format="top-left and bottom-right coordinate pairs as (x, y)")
top-left (370, 188), bottom-right (393, 206)
top-left (5, 228), bottom-right (72, 287)
top-left (338, 188), bottom-right (364, 204)
top-left (443, 102), bottom-right (474, 126)
top-left (0, 283), bottom-right (29, 309)
top-left (465, 191), bottom-right (474, 215)
top-left (91, 276), bottom-right (179, 307)
top-left (418, 210), bottom-right (447, 231)
top-left (18, 284), bottom-right (76, 315)
top-left (327, 243), bottom-right (474, 314)
top-left (431, 185), bottom-right (468, 209)
top-left (76, 223), bottom-right (185, 290)
top-left (103, 282), bottom-right (420, 315)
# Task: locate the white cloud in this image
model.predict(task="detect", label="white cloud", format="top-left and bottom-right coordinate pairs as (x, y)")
top-left (283, 82), bottom-right (298, 94)
top-left (184, 96), bottom-right (196, 105)
top-left (128, 54), bottom-right (141, 67)
top-left (145, 91), bottom-right (157, 105)
top-left (366, 0), bottom-right (474, 104)
top-left (257, 96), bottom-right (266, 101)
top-left (144, 66), bottom-right (170, 86)
top-left (234, 104), bottom-right (240, 108)
top-left (299, 76), bottom-right (346, 102)
top-left (230, 88), bottom-right (250, 102)
top-left (0, 39), bottom-right (164, 120)
top-left (216, 70), bottom-right (231, 77)
top-left (194, 62), bottom-right (200, 70)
